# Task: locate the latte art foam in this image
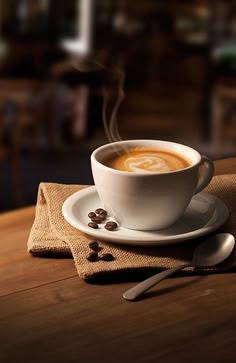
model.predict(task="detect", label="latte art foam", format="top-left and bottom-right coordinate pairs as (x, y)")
top-left (105, 148), bottom-right (190, 173)
top-left (124, 154), bottom-right (174, 172)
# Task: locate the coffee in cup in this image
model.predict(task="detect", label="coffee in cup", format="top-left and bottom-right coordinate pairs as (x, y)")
top-left (103, 147), bottom-right (191, 173)
top-left (91, 140), bottom-right (214, 231)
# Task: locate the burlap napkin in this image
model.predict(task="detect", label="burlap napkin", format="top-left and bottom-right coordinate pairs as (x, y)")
top-left (28, 175), bottom-right (236, 280)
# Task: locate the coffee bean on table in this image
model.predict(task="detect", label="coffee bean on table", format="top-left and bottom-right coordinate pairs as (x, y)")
top-left (86, 251), bottom-right (98, 262)
top-left (100, 253), bottom-right (114, 261)
top-left (88, 211), bottom-right (96, 218)
top-left (88, 222), bottom-right (98, 229)
top-left (89, 240), bottom-right (99, 251)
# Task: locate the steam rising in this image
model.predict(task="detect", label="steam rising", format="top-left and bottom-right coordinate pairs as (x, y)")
top-left (102, 67), bottom-right (125, 143)
top-left (72, 58), bottom-right (125, 143)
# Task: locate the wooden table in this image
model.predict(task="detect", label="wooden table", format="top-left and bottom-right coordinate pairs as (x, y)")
top-left (1, 158), bottom-right (236, 363)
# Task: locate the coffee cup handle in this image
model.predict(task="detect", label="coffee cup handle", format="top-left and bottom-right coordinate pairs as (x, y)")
top-left (194, 155), bottom-right (214, 195)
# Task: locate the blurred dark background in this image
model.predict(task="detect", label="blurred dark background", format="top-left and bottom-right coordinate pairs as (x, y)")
top-left (0, 0), bottom-right (236, 211)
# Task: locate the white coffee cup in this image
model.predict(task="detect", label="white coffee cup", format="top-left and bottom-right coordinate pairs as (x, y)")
top-left (91, 140), bottom-right (214, 231)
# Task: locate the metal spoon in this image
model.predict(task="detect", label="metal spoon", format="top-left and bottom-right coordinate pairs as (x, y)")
top-left (123, 233), bottom-right (235, 301)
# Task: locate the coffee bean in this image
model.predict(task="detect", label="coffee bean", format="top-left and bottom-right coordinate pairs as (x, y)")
top-left (88, 222), bottom-right (98, 229)
top-left (89, 240), bottom-right (99, 250)
top-left (97, 213), bottom-right (106, 221)
top-left (95, 208), bottom-right (104, 214)
top-left (95, 208), bottom-right (107, 216)
top-left (86, 251), bottom-right (98, 262)
top-left (106, 221), bottom-right (117, 226)
top-left (91, 216), bottom-right (104, 224)
top-left (100, 253), bottom-right (114, 261)
top-left (100, 210), bottom-right (108, 216)
top-left (104, 224), bottom-right (117, 231)
top-left (88, 211), bottom-right (96, 218)
top-left (105, 221), bottom-right (118, 229)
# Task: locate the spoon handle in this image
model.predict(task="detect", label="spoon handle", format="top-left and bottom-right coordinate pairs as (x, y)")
top-left (123, 263), bottom-right (192, 301)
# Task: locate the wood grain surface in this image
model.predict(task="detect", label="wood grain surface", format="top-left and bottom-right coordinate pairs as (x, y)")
top-left (0, 158), bottom-right (236, 363)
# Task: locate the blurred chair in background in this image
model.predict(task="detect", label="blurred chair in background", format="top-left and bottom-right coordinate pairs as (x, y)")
top-left (50, 58), bottom-right (104, 144)
top-left (0, 93), bottom-right (23, 206)
top-left (0, 79), bottom-right (46, 148)
top-left (0, 78), bottom-right (54, 206)
top-left (212, 80), bottom-right (236, 157)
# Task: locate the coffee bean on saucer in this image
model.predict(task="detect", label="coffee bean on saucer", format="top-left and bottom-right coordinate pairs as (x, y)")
top-left (97, 213), bottom-right (107, 221)
top-left (105, 221), bottom-right (118, 230)
top-left (88, 222), bottom-right (98, 229)
top-left (86, 251), bottom-right (98, 262)
top-left (104, 222), bottom-right (117, 231)
top-left (89, 240), bottom-right (100, 251)
top-left (100, 211), bottom-right (108, 217)
top-left (104, 225), bottom-right (114, 231)
top-left (88, 211), bottom-right (96, 218)
top-left (95, 208), bottom-right (107, 216)
top-left (106, 221), bottom-right (117, 227)
top-left (97, 213), bottom-right (107, 220)
top-left (91, 216), bottom-right (104, 224)
top-left (99, 253), bottom-right (114, 261)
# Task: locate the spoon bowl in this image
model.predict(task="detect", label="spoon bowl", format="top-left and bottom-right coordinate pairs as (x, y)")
top-left (123, 233), bottom-right (235, 301)
top-left (192, 233), bottom-right (235, 267)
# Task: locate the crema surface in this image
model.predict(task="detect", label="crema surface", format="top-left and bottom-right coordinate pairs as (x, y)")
top-left (105, 148), bottom-right (190, 173)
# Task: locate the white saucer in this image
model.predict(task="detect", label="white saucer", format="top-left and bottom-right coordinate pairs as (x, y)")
top-left (62, 186), bottom-right (229, 246)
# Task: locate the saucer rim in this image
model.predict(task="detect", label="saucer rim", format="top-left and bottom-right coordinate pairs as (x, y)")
top-left (62, 186), bottom-right (229, 246)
